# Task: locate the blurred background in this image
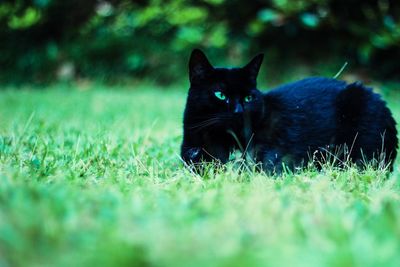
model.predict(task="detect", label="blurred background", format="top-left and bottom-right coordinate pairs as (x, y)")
top-left (0, 0), bottom-right (399, 86)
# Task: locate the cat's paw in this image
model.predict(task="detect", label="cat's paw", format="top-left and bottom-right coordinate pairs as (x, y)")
top-left (182, 147), bottom-right (202, 163)
top-left (188, 147), bottom-right (201, 160)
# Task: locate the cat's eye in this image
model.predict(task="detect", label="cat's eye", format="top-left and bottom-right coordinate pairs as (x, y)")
top-left (244, 95), bottom-right (253, 102)
top-left (214, 91), bottom-right (226, 101)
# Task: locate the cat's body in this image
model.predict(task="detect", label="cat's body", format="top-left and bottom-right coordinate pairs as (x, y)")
top-left (181, 49), bottom-right (398, 173)
top-left (253, 77), bottom-right (398, 172)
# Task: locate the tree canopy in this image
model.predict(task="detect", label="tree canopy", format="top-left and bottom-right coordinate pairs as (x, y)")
top-left (1, 0), bottom-right (399, 83)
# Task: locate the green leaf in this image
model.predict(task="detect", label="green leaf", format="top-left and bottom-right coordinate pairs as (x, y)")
top-left (258, 9), bottom-right (279, 23)
top-left (8, 7), bottom-right (42, 29)
top-left (300, 13), bottom-right (319, 28)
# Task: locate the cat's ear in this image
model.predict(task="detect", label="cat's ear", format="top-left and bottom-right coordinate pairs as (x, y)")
top-left (189, 49), bottom-right (213, 83)
top-left (243, 53), bottom-right (264, 81)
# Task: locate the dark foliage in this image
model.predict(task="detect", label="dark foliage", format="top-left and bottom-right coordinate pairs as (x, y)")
top-left (1, 0), bottom-right (399, 83)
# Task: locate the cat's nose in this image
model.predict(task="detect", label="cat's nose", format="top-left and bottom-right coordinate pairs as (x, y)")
top-left (234, 103), bottom-right (243, 114)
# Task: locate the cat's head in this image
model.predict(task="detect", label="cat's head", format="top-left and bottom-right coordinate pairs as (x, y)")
top-left (185, 49), bottom-right (264, 132)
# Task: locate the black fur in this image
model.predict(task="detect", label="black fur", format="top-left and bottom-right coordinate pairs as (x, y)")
top-left (254, 78), bottom-right (398, 172)
top-left (181, 49), bottom-right (398, 173)
top-left (181, 49), bottom-right (264, 165)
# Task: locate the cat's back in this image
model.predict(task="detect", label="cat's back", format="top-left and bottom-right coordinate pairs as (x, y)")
top-left (263, 77), bottom-right (347, 123)
top-left (259, 76), bottom-right (398, 170)
top-left (260, 77), bottom-right (345, 152)
top-left (265, 77), bottom-right (347, 103)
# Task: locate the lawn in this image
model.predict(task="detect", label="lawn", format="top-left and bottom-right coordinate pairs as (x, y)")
top-left (0, 83), bottom-right (399, 267)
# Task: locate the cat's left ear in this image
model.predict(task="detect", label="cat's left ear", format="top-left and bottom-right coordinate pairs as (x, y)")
top-left (243, 53), bottom-right (264, 81)
top-left (189, 49), bottom-right (214, 83)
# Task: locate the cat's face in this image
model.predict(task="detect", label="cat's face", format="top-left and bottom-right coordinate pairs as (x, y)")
top-left (185, 49), bottom-right (264, 133)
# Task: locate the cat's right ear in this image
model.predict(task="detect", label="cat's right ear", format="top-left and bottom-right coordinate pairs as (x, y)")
top-left (243, 53), bottom-right (264, 82)
top-left (189, 49), bottom-right (213, 83)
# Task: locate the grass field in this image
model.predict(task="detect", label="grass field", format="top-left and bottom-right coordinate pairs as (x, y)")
top-left (0, 83), bottom-right (399, 267)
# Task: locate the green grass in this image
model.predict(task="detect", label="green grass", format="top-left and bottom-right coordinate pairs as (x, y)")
top-left (0, 83), bottom-right (399, 267)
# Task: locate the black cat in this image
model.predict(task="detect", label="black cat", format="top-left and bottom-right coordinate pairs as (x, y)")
top-left (181, 49), bottom-right (398, 173)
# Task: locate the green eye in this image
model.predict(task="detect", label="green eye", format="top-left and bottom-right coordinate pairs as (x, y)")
top-left (244, 95), bottom-right (253, 102)
top-left (214, 91), bottom-right (226, 101)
